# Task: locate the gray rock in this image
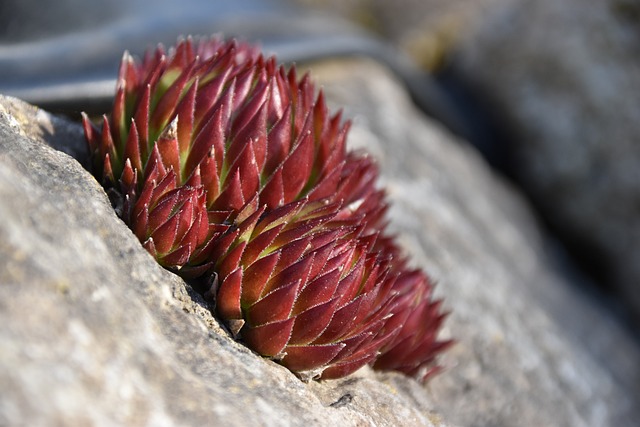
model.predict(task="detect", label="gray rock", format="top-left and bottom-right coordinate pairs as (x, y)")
top-left (288, 0), bottom-right (507, 70)
top-left (1, 51), bottom-right (639, 427)
top-left (307, 57), bottom-right (640, 427)
top-left (452, 0), bottom-right (640, 320)
top-left (0, 95), bottom-right (446, 426)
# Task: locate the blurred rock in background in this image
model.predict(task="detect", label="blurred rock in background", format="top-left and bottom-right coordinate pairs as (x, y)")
top-left (291, 0), bottom-right (504, 71)
top-left (454, 0), bottom-right (640, 327)
top-left (2, 0), bottom-right (640, 425)
top-left (308, 58), bottom-right (640, 427)
top-left (289, 0), bottom-right (640, 333)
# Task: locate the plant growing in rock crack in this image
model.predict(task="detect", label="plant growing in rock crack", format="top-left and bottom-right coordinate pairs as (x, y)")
top-left (83, 36), bottom-right (452, 381)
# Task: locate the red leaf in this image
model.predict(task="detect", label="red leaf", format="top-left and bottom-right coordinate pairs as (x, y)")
top-left (102, 153), bottom-right (114, 184)
top-left (148, 169), bottom-right (177, 208)
top-left (147, 190), bottom-right (179, 234)
top-left (200, 151), bottom-right (220, 207)
top-left (150, 208), bottom-right (180, 254)
top-left (231, 65), bottom-right (258, 112)
top-left (320, 351), bottom-right (376, 380)
top-left (307, 229), bottom-right (348, 261)
top-left (259, 166), bottom-right (284, 209)
top-left (241, 251), bottom-right (280, 306)
top-left (117, 51), bottom-right (139, 96)
top-left (351, 287), bottom-right (381, 328)
top-left (156, 118), bottom-right (181, 178)
top-left (168, 37), bottom-right (195, 70)
top-left (135, 172), bottom-right (160, 211)
top-left (242, 223), bottom-right (284, 266)
top-left (99, 116), bottom-right (115, 160)
top-left (234, 193), bottom-right (260, 225)
top-left (133, 84), bottom-right (151, 159)
top-left (248, 279), bottom-right (300, 326)
top-left (174, 76), bottom-right (198, 159)
top-left (230, 74), bottom-right (268, 142)
top-left (322, 245), bottom-right (359, 290)
top-left (175, 190), bottom-right (208, 250)
top-left (314, 298), bottom-right (361, 344)
top-left (143, 146), bottom-right (165, 183)
top-left (150, 62), bottom-right (195, 133)
top-left (235, 204), bottom-right (265, 241)
top-left (142, 48), bottom-right (165, 89)
top-left (173, 189), bottom-right (197, 241)
top-left (268, 65), bottom-right (290, 123)
top-left (124, 120), bottom-right (143, 175)
top-left (112, 86), bottom-right (127, 149)
top-left (263, 253), bottom-right (314, 299)
top-left (226, 140), bottom-right (260, 203)
top-left (217, 267), bottom-right (244, 320)
top-left (209, 228), bottom-right (239, 264)
top-left (281, 130), bottom-right (314, 201)
top-left (289, 297), bottom-right (340, 345)
top-left (132, 202), bottom-right (150, 241)
top-left (293, 267), bottom-right (341, 316)
top-left (143, 237), bottom-right (157, 258)
top-left (270, 237), bottom-right (312, 279)
top-left (312, 90), bottom-right (328, 143)
top-left (265, 103), bottom-right (292, 174)
top-left (306, 162), bottom-right (343, 201)
top-left (184, 164), bottom-right (202, 188)
top-left (242, 317), bottom-right (295, 357)
top-left (187, 102), bottom-right (226, 176)
top-left (218, 240), bottom-right (246, 281)
top-left (81, 113), bottom-right (99, 154)
top-left (317, 115), bottom-right (349, 175)
top-left (120, 158), bottom-right (136, 194)
top-left (253, 199), bottom-right (305, 235)
top-left (334, 333), bottom-right (374, 365)
top-left (161, 243), bottom-right (192, 267)
top-left (213, 168), bottom-right (245, 211)
top-left (193, 67), bottom-right (231, 128)
top-left (270, 218), bottom-right (326, 250)
top-left (280, 343), bottom-right (344, 373)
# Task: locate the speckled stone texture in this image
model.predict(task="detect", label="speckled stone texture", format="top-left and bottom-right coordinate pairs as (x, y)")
top-left (291, 0), bottom-right (640, 332)
top-left (0, 95), bottom-right (446, 426)
top-left (308, 58), bottom-right (640, 427)
top-left (1, 52), bottom-right (639, 427)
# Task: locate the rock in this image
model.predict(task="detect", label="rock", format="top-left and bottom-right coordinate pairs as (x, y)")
top-left (451, 0), bottom-right (640, 321)
top-left (288, 0), bottom-right (506, 70)
top-left (1, 52), bottom-right (639, 427)
top-left (289, 0), bottom-right (640, 322)
top-left (307, 57), bottom-right (640, 427)
top-left (0, 95), bottom-right (446, 426)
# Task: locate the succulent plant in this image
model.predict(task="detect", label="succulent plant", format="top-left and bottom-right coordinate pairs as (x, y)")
top-left (83, 36), bottom-right (451, 381)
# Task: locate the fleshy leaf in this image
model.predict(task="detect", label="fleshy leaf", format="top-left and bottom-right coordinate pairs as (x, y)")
top-left (81, 36), bottom-right (451, 383)
top-left (242, 317), bottom-right (295, 357)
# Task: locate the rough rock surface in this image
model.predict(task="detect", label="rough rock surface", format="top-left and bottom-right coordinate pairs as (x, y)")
top-left (308, 58), bottom-right (640, 427)
top-left (1, 53), bottom-right (639, 427)
top-left (0, 95), bottom-right (446, 427)
top-left (292, 0), bottom-right (640, 324)
top-left (449, 0), bottom-right (640, 321)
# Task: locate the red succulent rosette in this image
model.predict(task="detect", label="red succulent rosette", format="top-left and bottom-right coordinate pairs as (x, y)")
top-left (83, 36), bottom-right (451, 381)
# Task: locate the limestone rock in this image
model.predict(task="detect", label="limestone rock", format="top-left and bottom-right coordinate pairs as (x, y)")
top-left (452, 0), bottom-right (640, 321)
top-left (308, 58), bottom-right (640, 427)
top-left (0, 95), bottom-right (445, 426)
top-left (289, 0), bottom-right (640, 323)
top-left (1, 52), bottom-right (640, 427)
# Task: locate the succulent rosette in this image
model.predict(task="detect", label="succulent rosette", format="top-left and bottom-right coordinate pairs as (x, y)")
top-left (83, 36), bottom-right (451, 381)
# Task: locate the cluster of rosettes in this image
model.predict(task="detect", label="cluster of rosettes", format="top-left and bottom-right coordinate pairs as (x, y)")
top-left (83, 37), bottom-right (451, 381)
